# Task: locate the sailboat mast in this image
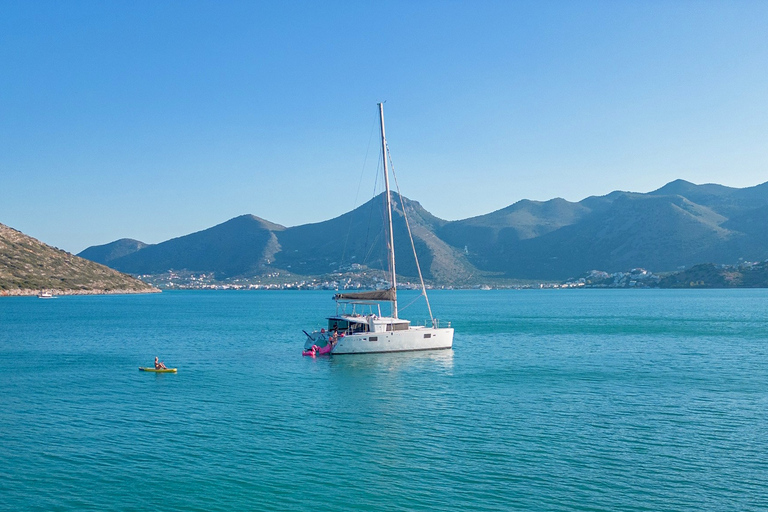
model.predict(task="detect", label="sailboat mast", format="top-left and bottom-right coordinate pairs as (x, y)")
top-left (378, 102), bottom-right (398, 319)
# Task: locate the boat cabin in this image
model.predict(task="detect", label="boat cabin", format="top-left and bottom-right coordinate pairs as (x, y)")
top-left (327, 315), bottom-right (411, 335)
top-left (328, 289), bottom-right (411, 335)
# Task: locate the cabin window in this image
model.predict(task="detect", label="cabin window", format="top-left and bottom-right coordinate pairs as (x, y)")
top-left (369, 336), bottom-right (378, 341)
top-left (328, 319), bottom-right (349, 331)
top-left (386, 323), bottom-right (409, 331)
top-left (423, 333), bottom-right (431, 338)
top-left (349, 322), bottom-right (369, 334)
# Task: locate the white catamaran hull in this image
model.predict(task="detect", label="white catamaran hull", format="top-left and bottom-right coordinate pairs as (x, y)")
top-left (324, 327), bottom-right (453, 355)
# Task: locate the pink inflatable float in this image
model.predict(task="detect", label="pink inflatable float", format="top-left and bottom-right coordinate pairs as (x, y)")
top-left (302, 336), bottom-right (339, 357)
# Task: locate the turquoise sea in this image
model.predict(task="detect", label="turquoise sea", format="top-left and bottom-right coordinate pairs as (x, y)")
top-left (1, 289), bottom-right (767, 511)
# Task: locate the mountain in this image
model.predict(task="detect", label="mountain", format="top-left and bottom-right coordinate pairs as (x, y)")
top-left (437, 197), bottom-right (592, 271)
top-left (649, 179), bottom-right (768, 216)
top-left (436, 180), bottom-right (768, 280)
top-left (102, 215), bottom-right (285, 278)
top-left (0, 223), bottom-right (157, 295)
top-left (274, 194), bottom-right (475, 283)
top-left (79, 179), bottom-right (768, 283)
top-left (87, 195), bottom-right (477, 285)
top-left (78, 238), bottom-right (147, 265)
top-left (492, 193), bottom-right (737, 279)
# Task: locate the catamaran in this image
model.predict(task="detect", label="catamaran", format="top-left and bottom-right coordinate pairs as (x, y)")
top-left (303, 103), bottom-right (454, 355)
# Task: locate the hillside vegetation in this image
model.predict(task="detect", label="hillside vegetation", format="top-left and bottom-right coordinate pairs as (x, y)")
top-left (1, 223), bottom-right (158, 295)
top-left (658, 262), bottom-right (768, 288)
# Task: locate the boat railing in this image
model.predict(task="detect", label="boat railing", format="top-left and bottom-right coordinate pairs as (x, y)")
top-left (432, 319), bottom-right (451, 329)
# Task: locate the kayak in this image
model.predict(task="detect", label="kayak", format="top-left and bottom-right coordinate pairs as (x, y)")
top-left (139, 367), bottom-right (177, 373)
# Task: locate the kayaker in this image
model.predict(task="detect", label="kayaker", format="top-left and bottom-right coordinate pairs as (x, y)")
top-left (154, 357), bottom-right (167, 370)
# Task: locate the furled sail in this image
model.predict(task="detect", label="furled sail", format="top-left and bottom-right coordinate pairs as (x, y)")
top-left (334, 288), bottom-right (396, 301)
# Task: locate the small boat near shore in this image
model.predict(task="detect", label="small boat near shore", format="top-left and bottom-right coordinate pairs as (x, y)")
top-left (38, 291), bottom-right (56, 299)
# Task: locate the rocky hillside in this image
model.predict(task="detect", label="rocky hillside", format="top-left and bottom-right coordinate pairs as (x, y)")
top-left (0, 223), bottom-right (158, 296)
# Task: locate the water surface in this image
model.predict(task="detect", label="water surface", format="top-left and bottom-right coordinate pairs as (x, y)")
top-left (1, 290), bottom-right (767, 511)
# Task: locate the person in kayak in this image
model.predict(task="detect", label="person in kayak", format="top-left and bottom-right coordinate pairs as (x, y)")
top-left (154, 357), bottom-right (168, 370)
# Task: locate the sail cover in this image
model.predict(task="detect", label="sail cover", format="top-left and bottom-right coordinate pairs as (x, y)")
top-left (334, 288), bottom-right (396, 301)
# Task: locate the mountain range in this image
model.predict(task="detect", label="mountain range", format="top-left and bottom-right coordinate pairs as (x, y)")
top-left (78, 179), bottom-right (768, 283)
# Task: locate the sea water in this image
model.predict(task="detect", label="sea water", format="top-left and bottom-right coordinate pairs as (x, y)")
top-left (1, 289), bottom-right (767, 511)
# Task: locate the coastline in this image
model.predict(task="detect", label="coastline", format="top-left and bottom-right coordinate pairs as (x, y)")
top-left (0, 288), bottom-right (161, 297)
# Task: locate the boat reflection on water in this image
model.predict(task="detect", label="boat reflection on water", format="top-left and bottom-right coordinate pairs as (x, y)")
top-left (327, 347), bottom-right (454, 373)
top-left (322, 349), bottom-right (456, 420)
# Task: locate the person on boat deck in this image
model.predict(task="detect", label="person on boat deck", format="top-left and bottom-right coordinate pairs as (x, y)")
top-left (154, 357), bottom-right (167, 370)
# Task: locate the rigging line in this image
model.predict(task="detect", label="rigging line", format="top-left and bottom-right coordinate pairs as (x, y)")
top-left (362, 230), bottom-right (383, 267)
top-left (362, 146), bottom-right (383, 267)
top-left (340, 111), bottom-right (380, 268)
top-left (398, 293), bottom-right (425, 314)
top-left (386, 144), bottom-right (435, 325)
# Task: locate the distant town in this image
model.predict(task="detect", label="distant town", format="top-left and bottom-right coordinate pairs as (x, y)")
top-left (136, 260), bottom-right (768, 290)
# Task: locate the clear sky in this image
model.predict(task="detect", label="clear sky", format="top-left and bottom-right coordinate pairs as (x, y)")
top-left (2, 1), bottom-right (767, 253)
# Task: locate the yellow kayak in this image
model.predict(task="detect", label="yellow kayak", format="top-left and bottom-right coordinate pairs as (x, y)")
top-left (139, 367), bottom-right (177, 373)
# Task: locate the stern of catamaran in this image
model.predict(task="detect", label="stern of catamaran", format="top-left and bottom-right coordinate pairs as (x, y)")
top-left (304, 310), bottom-right (389, 350)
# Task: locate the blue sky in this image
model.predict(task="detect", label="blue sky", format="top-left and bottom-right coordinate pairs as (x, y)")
top-left (2, 1), bottom-right (767, 253)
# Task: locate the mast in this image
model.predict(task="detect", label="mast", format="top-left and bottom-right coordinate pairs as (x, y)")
top-left (378, 102), bottom-right (398, 318)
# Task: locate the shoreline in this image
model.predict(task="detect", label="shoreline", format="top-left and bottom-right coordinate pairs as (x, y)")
top-left (0, 288), bottom-right (161, 297)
